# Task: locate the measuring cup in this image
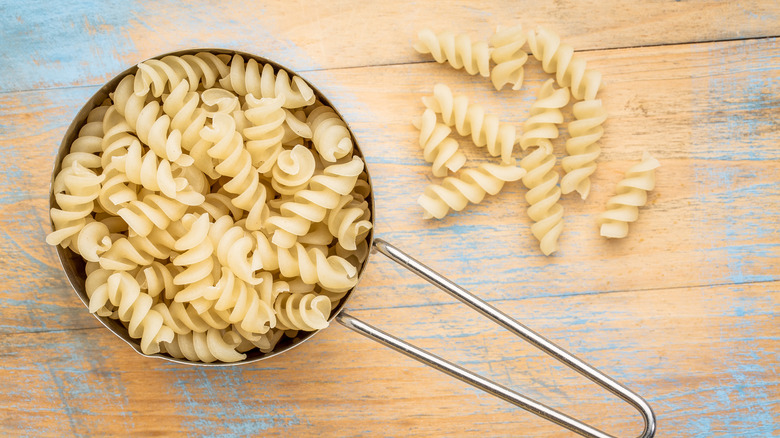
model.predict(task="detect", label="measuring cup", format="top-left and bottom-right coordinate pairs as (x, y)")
top-left (51, 49), bottom-right (656, 438)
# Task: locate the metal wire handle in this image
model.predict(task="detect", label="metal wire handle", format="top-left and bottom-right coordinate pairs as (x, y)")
top-left (336, 238), bottom-right (656, 438)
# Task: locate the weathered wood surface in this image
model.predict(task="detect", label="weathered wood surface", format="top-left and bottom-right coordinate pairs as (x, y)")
top-left (1, 1), bottom-right (778, 437)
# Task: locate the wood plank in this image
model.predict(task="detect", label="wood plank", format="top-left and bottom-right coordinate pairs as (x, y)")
top-left (1, 282), bottom-right (776, 437)
top-left (2, 0), bottom-right (778, 92)
top-left (2, 38), bottom-right (777, 335)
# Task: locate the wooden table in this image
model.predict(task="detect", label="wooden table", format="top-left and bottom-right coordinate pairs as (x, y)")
top-left (1, 1), bottom-right (778, 436)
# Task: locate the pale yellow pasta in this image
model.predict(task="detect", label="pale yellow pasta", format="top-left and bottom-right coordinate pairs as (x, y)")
top-left (327, 195), bottom-right (372, 251)
top-left (49, 53), bottom-right (373, 362)
top-left (209, 268), bottom-right (276, 334)
top-left (265, 156), bottom-right (364, 248)
top-left (489, 24), bottom-right (528, 91)
top-left (72, 220), bottom-right (112, 262)
top-left (520, 139), bottom-right (563, 256)
top-left (307, 105), bottom-right (354, 163)
top-left (561, 100), bottom-right (607, 199)
top-left (163, 329), bottom-right (246, 363)
top-left (414, 29), bottom-right (491, 77)
top-left (418, 162), bottom-right (526, 219)
top-left (412, 108), bottom-right (466, 177)
top-left (272, 144), bottom-right (316, 195)
top-left (422, 83), bottom-right (517, 164)
top-left (87, 269), bottom-right (174, 354)
top-left (47, 162), bottom-right (104, 247)
top-left (599, 151), bottom-right (660, 238)
top-left (202, 112), bottom-right (271, 230)
top-left (243, 94), bottom-right (285, 172)
top-left (135, 53), bottom-right (231, 97)
top-left (527, 27), bottom-right (602, 101)
top-left (520, 79), bottom-right (570, 149)
top-left (218, 55), bottom-right (316, 108)
top-left (117, 191), bottom-right (188, 237)
top-left (518, 79), bottom-right (569, 256)
top-left (172, 214), bottom-right (216, 298)
top-left (274, 292), bottom-right (332, 331)
top-left (280, 243), bottom-right (359, 292)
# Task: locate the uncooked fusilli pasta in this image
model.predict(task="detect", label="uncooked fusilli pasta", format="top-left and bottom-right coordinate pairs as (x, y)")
top-left (599, 151), bottom-right (660, 238)
top-left (422, 83), bottom-right (518, 164)
top-left (48, 52), bottom-right (373, 362)
top-left (418, 162), bottom-right (526, 219)
top-left (414, 29), bottom-right (491, 77)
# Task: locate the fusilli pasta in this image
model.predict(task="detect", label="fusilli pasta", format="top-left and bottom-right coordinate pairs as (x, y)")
top-left (422, 83), bottom-right (518, 164)
top-left (412, 108), bottom-right (466, 177)
top-left (560, 100), bottom-right (607, 199)
top-left (418, 162), bottom-right (526, 219)
top-left (526, 27), bottom-right (601, 101)
top-left (48, 52), bottom-right (373, 362)
top-left (414, 29), bottom-right (491, 77)
top-left (598, 151), bottom-right (660, 238)
top-left (489, 24), bottom-right (528, 91)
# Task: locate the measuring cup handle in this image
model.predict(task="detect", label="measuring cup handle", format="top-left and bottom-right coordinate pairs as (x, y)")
top-left (335, 238), bottom-right (656, 438)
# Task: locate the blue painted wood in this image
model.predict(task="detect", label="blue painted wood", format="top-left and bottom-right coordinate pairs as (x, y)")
top-left (0, 2), bottom-right (778, 437)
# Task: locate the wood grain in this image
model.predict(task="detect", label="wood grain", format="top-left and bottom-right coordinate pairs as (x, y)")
top-left (1, 282), bottom-right (776, 437)
top-left (1, 0), bottom-right (778, 92)
top-left (0, 1), bottom-right (778, 437)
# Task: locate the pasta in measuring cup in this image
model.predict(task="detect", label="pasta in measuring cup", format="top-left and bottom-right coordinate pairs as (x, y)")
top-left (47, 52), bottom-right (374, 362)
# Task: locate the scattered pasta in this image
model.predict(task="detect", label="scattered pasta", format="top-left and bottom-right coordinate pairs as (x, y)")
top-left (411, 25), bottom-right (650, 255)
top-left (422, 83), bottom-right (518, 164)
top-left (48, 52), bottom-right (373, 362)
top-left (598, 151), bottom-right (660, 239)
top-left (413, 29), bottom-right (491, 77)
top-left (561, 100), bottom-right (607, 199)
top-left (418, 162), bottom-right (526, 219)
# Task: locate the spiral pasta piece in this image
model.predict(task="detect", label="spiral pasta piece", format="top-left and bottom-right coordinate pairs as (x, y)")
top-left (307, 105), bottom-right (354, 163)
top-left (162, 80), bottom-right (207, 154)
top-left (598, 151), bottom-right (660, 238)
top-left (173, 214), bottom-right (216, 298)
top-left (243, 94), bottom-right (285, 172)
top-left (272, 144), bottom-right (316, 195)
top-left (274, 292), bottom-right (332, 331)
top-left (413, 29), bottom-right (491, 77)
top-left (61, 104), bottom-right (109, 170)
top-left (412, 108), bottom-right (466, 177)
top-left (212, 269), bottom-right (276, 334)
top-left (218, 55), bottom-right (315, 108)
top-left (327, 195), bottom-right (372, 251)
top-left (418, 162), bottom-right (526, 219)
top-left (265, 156), bottom-right (365, 248)
top-left (527, 27), bottom-right (601, 101)
top-left (561, 100), bottom-right (607, 199)
top-left (489, 24), bottom-right (528, 91)
top-left (135, 53), bottom-right (231, 97)
top-left (47, 162), bottom-right (104, 247)
top-left (520, 139), bottom-right (563, 256)
top-left (202, 112), bottom-right (271, 230)
top-left (277, 243), bottom-right (359, 292)
top-left (117, 191), bottom-right (188, 237)
top-left (208, 216), bottom-right (264, 286)
top-left (422, 84), bottom-right (517, 164)
top-left (71, 219), bottom-right (112, 262)
top-left (113, 75), bottom-right (181, 160)
top-left (137, 261), bottom-right (180, 301)
top-left (87, 270), bottom-right (174, 354)
top-left (520, 78), bottom-right (570, 149)
top-left (163, 329), bottom-right (246, 363)
top-left (112, 138), bottom-right (203, 205)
